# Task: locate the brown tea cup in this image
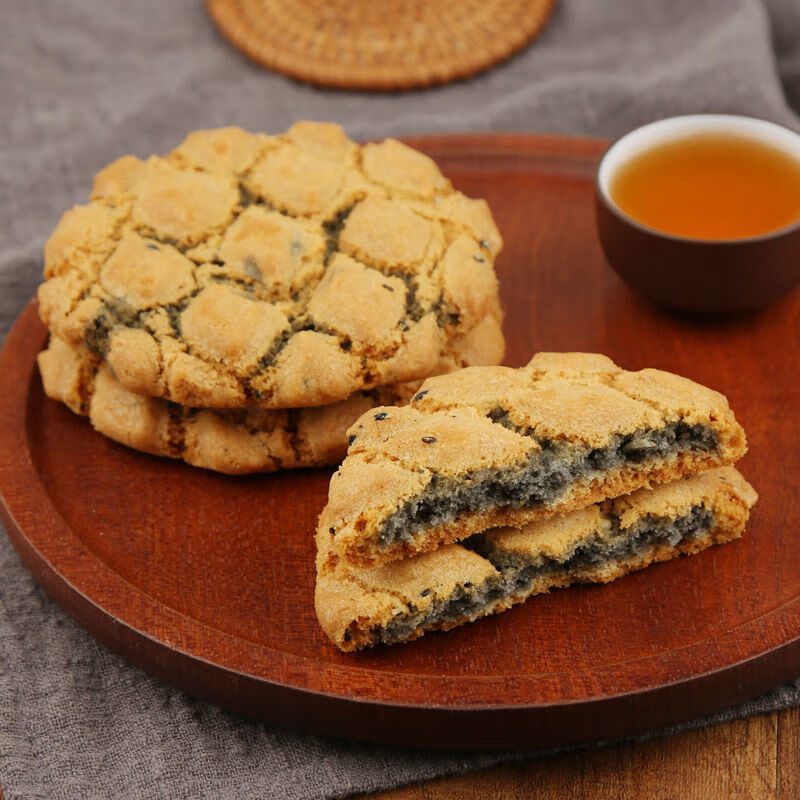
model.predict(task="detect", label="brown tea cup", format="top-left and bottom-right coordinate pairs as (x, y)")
top-left (595, 114), bottom-right (800, 313)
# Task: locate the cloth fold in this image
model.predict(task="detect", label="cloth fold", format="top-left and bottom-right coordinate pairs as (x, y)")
top-left (2, 0), bottom-right (800, 797)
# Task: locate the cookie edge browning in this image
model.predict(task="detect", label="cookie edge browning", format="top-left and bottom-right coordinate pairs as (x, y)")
top-left (315, 467), bottom-right (757, 651)
top-left (37, 335), bottom-right (420, 475)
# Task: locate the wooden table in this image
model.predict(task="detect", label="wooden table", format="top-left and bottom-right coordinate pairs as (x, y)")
top-left (364, 706), bottom-right (800, 799)
top-left (0, 706), bottom-right (794, 799)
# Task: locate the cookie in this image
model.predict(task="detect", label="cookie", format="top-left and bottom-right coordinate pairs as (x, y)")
top-left (315, 467), bottom-right (757, 651)
top-left (38, 122), bottom-right (504, 409)
top-left (318, 353), bottom-right (748, 568)
top-left (38, 335), bottom-right (419, 474)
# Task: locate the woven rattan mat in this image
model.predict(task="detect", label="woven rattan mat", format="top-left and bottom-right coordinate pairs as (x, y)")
top-left (206, 0), bottom-right (556, 90)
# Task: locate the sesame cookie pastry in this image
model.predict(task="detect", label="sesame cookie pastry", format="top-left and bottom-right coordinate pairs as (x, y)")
top-left (38, 122), bottom-right (504, 409)
top-left (318, 353), bottom-right (748, 568)
top-left (316, 467), bottom-right (757, 651)
top-left (38, 335), bottom-right (419, 475)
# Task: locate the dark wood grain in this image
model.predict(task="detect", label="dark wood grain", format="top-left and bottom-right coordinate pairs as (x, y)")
top-left (777, 705), bottom-right (800, 796)
top-left (363, 707), bottom-right (800, 800)
top-left (1, 134), bottom-right (799, 750)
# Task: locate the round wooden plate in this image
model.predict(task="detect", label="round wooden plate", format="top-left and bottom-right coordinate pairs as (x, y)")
top-left (2, 135), bottom-right (799, 751)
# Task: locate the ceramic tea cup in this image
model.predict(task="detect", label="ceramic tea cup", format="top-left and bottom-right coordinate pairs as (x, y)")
top-left (595, 114), bottom-right (800, 313)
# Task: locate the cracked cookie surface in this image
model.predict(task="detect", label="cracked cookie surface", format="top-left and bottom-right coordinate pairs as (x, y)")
top-left (315, 467), bottom-right (757, 651)
top-left (38, 122), bottom-right (504, 408)
top-left (318, 352), bottom-right (748, 568)
top-left (38, 335), bottom-right (420, 474)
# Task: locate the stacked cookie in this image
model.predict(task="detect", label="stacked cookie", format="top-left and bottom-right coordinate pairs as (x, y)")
top-left (36, 122), bottom-right (505, 473)
top-left (314, 352), bottom-right (757, 650)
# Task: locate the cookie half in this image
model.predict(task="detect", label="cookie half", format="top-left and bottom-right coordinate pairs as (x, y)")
top-left (315, 467), bottom-right (757, 651)
top-left (319, 353), bottom-right (748, 568)
top-left (38, 122), bottom-right (504, 409)
top-left (38, 336), bottom-right (419, 474)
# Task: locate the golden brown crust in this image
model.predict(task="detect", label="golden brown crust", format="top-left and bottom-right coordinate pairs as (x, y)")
top-left (315, 467), bottom-right (757, 651)
top-left (319, 353), bottom-right (748, 568)
top-left (38, 122), bottom-right (504, 409)
top-left (37, 336), bottom-right (420, 474)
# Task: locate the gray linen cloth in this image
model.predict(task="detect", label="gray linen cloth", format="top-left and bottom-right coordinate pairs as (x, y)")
top-left (2, 1), bottom-right (799, 797)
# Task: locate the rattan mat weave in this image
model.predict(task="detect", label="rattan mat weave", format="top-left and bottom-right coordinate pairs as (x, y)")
top-left (206, 0), bottom-right (556, 90)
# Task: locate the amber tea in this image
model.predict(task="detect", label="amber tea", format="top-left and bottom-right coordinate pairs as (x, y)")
top-left (609, 132), bottom-right (800, 240)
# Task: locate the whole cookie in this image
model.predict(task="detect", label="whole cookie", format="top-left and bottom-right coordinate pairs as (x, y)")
top-left (39, 122), bottom-right (505, 409)
top-left (38, 335), bottom-right (421, 475)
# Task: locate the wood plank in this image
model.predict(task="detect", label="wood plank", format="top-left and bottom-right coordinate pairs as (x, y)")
top-left (777, 705), bottom-right (800, 800)
top-left (364, 709), bottom-right (797, 800)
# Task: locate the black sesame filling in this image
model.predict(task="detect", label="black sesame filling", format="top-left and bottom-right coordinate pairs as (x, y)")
top-left (377, 422), bottom-right (718, 548)
top-left (374, 504), bottom-right (713, 646)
